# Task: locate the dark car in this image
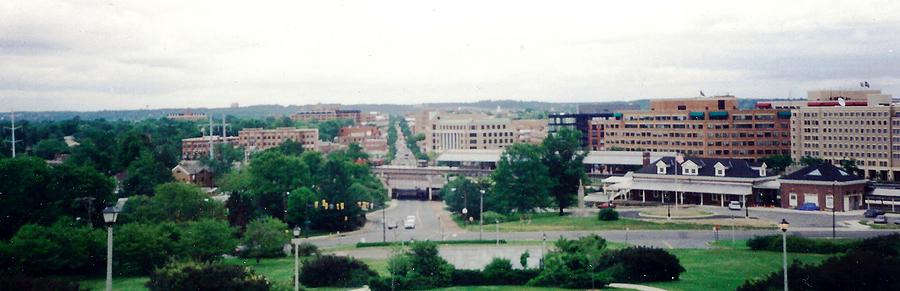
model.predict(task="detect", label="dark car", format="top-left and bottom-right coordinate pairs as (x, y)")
top-left (597, 202), bottom-right (616, 209)
top-left (873, 215), bottom-right (888, 224)
top-left (864, 208), bottom-right (886, 218)
top-left (796, 203), bottom-right (820, 211)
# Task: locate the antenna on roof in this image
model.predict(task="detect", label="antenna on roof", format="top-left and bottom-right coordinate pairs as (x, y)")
top-left (5, 111), bottom-right (22, 158)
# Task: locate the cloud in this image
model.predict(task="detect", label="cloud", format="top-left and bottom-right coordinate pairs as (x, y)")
top-left (1, 0), bottom-right (899, 111)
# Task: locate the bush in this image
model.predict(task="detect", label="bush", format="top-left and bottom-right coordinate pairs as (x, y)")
top-left (529, 235), bottom-right (611, 288)
top-left (598, 246), bottom-right (685, 282)
top-left (386, 241), bottom-right (455, 290)
top-left (295, 242), bottom-right (320, 256)
top-left (738, 250), bottom-right (900, 291)
top-left (146, 261), bottom-right (270, 291)
top-left (299, 255), bottom-right (377, 287)
top-left (852, 233), bottom-right (900, 256)
top-left (482, 211), bottom-right (506, 224)
top-left (450, 269), bottom-right (486, 286)
top-left (483, 258), bottom-right (514, 283)
top-left (747, 235), bottom-right (854, 254)
top-left (115, 222), bottom-right (179, 275)
top-left (0, 222), bottom-right (105, 276)
top-left (0, 273), bottom-right (81, 291)
top-left (240, 217), bottom-right (289, 259)
top-left (179, 219), bottom-right (237, 262)
top-left (598, 208), bottom-right (619, 221)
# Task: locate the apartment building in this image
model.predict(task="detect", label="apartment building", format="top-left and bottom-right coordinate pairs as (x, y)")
top-left (593, 95), bottom-right (791, 160)
top-left (290, 109), bottom-right (362, 124)
top-left (237, 127), bottom-right (319, 152)
top-left (790, 89), bottom-right (897, 181)
top-left (181, 136), bottom-right (238, 160)
top-left (420, 115), bottom-right (548, 152)
top-left (337, 126), bottom-right (382, 145)
top-left (549, 112), bottom-right (616, 148)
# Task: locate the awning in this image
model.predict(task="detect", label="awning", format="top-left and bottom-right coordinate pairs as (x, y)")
top-left (628, 180), bottom-right (752, 195)
top-left (689, 112), bottom-right (705, 118)
top-left (613, 113), bottom-right (623, 118)
top-left (606, 179), bottom-right (633, 191)
top-left (709, 111), bottom-right (729, 119)
top-left (602, 176), bottom-right (630, 184)
top-left (753, 180), bottom-right (781, 190)
top-left (871, 187), bottom-right (900, 197)
top-left (778, 111), bottom-right (792, 119)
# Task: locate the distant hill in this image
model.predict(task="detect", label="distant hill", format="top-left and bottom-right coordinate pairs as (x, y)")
top-left (1, 98), bottom-right (787, 121)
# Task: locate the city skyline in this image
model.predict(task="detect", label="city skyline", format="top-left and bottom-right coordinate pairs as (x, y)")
top-left (2, 1), bottom-right (899, 112)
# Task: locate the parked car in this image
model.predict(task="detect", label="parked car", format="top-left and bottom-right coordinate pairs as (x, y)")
top-left (386, 220), bottom-right (398, 230)
top-left (404, 215), bottom-right (416, 229)
top-left (727, 201), bottom-right (742, 210)
top-left (894, 219), bottom-right (900, 225)
top-left (873, 215), bottom-right (888, 224)
top-left (796, 203), bottom-right (820, 211)
top-left (597, 202), bottom-right (616, 209)
top-left (864, 208), bottom-right (886, 218)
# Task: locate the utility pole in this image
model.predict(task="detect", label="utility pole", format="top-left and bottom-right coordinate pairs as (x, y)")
top-left (5, 111), bottom-right (21, 158)
top-left (221, 114), bottom-right (229, 138)
top-left (208, 116), bottom-right (215, 159)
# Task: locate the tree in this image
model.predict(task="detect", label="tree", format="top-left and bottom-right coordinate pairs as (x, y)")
top-left (179, 219), bottom-right (237, 262)
top-left (542, 128), bottom-right (587, 216)
top-left (441, 177), bottom-right (489, 219)
top-left (115, 129), bottom-right (152, 171)
top-left (120, 182), bottom-right (226, 224)
top-left (345, 143), bottom-right (369, 161)
top-left (0, 221), bottom-right (106, 276)
top-left (317, 119), bottom-right (355, 142)
top-left (200, 144), bottom-right (244, 180)
top-left (286, 187), bottom-right (318, 227)
top-left (114, 222), bottom-right (178, 275)
top-left (799, 156), bottom-right (824, 166)
top-left (242, 217), bottom-right (289, 260)
top-left (32, 138), bottom-right (69, 159)
top-left (760, 154), bottom-right (792, 174)
top-left (491, 144), bottom-right (552, 214)
top-left (123, 150), bottom-right (173, 196)
top-left (276, 139), bottom-right (305, 156)
top-left (299, 255), bottom-right (377, 287)
top-left (840, 158), bottom-right (862, 176)
top-left (389, 241), bottom-right (455, 289)
top-left (247, 150), bottom-right (311, 219)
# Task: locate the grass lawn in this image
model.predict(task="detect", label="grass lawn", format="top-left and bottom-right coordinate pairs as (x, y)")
top-left (642, 249), bottom-right (832, 291)
top-left (433, 286), bottom-right (635, 291)
top-left (456, 213), bottom-right (718, 232)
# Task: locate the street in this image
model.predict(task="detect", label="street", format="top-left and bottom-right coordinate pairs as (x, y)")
top-left (389, 123), bottom-right (418, 167)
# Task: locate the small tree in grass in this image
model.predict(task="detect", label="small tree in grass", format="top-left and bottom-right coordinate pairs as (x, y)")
top-left (241, 217), bottom-right (289, 261)
top-left (598, 209), bottom-right (619, 221)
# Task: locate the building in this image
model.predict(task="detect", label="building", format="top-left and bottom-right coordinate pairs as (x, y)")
top-left (181, 136), bottom-right (238, 160)
top-left (171, 160), bottom-right (214, 187)
top-left (338, 126), bottom-right (382, 145)
top-left (779, 163), bottom-right (866, 212)
top-left (423, 116), bottom-right (547, 153)
top-left (510, 119), bottom-right (550, 144)
top-left (549, 112), bottom-right (616, 148)
top-left (166, 110), bottom-right (207, 121)
top-left (290, 109), bottom-right (362, 124)
top-left (606, 155), bottom-right (780, 207)
top-left (238, 127), bottom-right (318, 152)
top-left (789, 89), bottom-right (897, 181)
top-left (594, 95), bottom-right (791, 160)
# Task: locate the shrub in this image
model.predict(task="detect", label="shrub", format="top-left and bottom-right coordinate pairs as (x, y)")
top-left (852, 233), bottom-right (900, 256)
top-left (0, 222), bottom-right (105, 276)
top-left (520, 250), bottom-right (530, 269)
top-left (146, 261), bottom-right (270, 291)
top-left (295, 242), bottom-right (320, 256)
top-left (179, 219), bottom-right (237, 262)
top-left (598, 246), bottom-right (685, 282)
top-left (115, 222), bottom-right (179, 275)
top-left (240, 217), bottom-right (289, 259)
top-left (483, 258), bottom-right (514, 283)
top-left (0, 273), bottom-right (81, 291)
top-left (385, 241), bottom-right (454, 290)
top-left (598, 208), bottom-right (619, 221)
top-left (450, 269), bottom-right (486, 286)
top-left (747, 235), bottom-right (855, 254)
top-left (299, 255), bottom-right (377, 287)
top-left (529, 234), bottom-right (611, 288)
top-left (482, 211), bottom-right (506, 224)
top-left (737, 250), bottom-right (900, 291)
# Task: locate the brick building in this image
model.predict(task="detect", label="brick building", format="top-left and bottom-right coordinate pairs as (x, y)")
top-left (779, 163), bottom-right (866, 212)
top-left (238, 127), bottom-right (319, 152)
top-left (181, 136), bottom-right (238, 160)
top-left (290, 109), bottom-right (362, 124)
top-left (593, 95), bottom-right (791, 160)
top-left (171, 160), bottom-right (214, 187)
top-left (337, 126), bottom-right (382, 145)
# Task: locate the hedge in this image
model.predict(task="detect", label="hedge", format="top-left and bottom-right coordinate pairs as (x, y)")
top-left (299, 255), bottom-right (377, 287)
top-left (146, 261), bottom-right (270, 291)
top-left (746, 235), bottom-right (856, 254)
top-left (356, 239), bottom-right (507, 248)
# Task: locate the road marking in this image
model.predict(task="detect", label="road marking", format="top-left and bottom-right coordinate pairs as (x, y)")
top-left (663, 241), bottom-right (673, 249)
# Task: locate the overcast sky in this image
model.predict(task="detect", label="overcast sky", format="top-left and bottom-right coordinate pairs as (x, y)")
top-left (1, 0), bottom-right (899, 111)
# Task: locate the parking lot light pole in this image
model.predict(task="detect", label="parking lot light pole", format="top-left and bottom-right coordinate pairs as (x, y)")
top-left (293, 227), bottom-right (301, 291)
top-left (479, 190), bottom-right (485, 240)
top-left (780, 219), bottom-right (790, 291)
top-left (102, 206), bottom-right (120, 291)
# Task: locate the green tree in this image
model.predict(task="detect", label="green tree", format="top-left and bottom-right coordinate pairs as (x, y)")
top-left (0, 221), bottom-right (106, 276)
top-left (242, 217), bottom-right (289, 260)
top-left (32, 138), bottom-right (70, 159)
top-left (114, 222), bottom-right (178, 275)
top-left (760, 154), bottom-right (792, 174)
top-left (491, 144), bottom-right (552, 214)
top-left (800, 156), bottom-right (824, 166)
top-left (345, 143), bottom-right (370, 161)
top-left (286, 187), bottom-right (318, 227)
top-left (389, 241), bottom-right (454, 289)
top-left (542, 128), bottom-right (587, 216)
top-left (123, 150), bottom-right (173, 196)
top-left (200, 143), bottom-right (244, 180)
top-left (120, 182), bottom-right (226, 223)
top-left (317, 119), bottom-right (355, 142)
top-left (146, 261), bottom-right (271, 291)
top-left (840, 158), bottom-right (862, 176)
top-left (440, 177), bottom-right (488, 219)
top-left (276, 139), bottom-right (305, 156)
top-left (115, 130), bottom-right (152, 171)
top-left (179, 219), bottom-right (237, 262)
top-left (247, 150), bottom-right (311, 219)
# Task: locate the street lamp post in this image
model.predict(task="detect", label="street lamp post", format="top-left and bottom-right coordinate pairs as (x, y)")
top-left (832, 181), bottom-right (836, 239)
top-left (479, 189), bottom-right (485, 240)
top-left (495, 219), bottom-right (500, 246)
top-left (541, 232), bottom-right (547, 269)
top-left (293, 227), bottom-right (301, 291)
top-left (284, 191), bottom-right (290, 222)
top-left (780, 219), bottom-right (790, 291)
top-left (102, 206), bottom-right (120, 291)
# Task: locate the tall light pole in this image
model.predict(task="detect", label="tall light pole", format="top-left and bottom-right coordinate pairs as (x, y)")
top-left (284, 191), bottom-right (290, 222)
top-left (293, 227), bottom-right (301, 291)
top-left (479, 189), bottom-right (485, 240)
top-left (832, 181), bottom-right (836, 239)
top-left (541, 232), bottom-right (547, 269)
top-left (102, 206), bottom-right (120, 291)
top-left (780, 219), bottom-right (790, 291)
top-left (382, 200), bottom-right (387, 242)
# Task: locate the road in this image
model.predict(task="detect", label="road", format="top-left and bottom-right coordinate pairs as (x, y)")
top-left (390, 124), bottom-right (418, 167)
top-left (310, 200), bottom-right (899, 250)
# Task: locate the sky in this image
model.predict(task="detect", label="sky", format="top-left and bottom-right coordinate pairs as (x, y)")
top-left (1, 0), bottom-right (899, 111)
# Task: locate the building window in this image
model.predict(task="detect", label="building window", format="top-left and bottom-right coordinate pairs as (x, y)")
top-left (716, 169), bottom-right (724, 176)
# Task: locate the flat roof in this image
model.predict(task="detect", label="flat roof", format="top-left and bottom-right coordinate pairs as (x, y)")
top-left (436, 150), bottom-right (676, 166)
